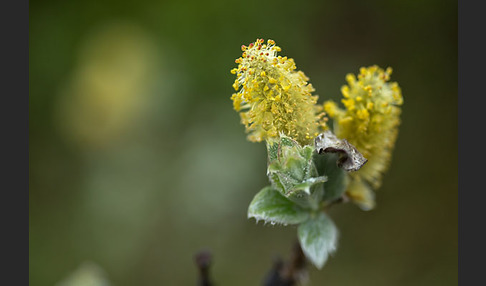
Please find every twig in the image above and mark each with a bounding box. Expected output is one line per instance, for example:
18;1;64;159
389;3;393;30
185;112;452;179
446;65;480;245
263;241;308;286
195;250;213;286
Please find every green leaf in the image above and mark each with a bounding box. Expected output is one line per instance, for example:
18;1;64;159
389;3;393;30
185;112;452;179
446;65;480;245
313;153;349;201
270;171;300;196
266;139;280;162
285;156;306;181
291;176;327;195
269;172;326;210
301;145;317;179
266;135;300;163
248;186;310;225
298;212;338;269
301;145;314;160
280;136;299;147
286;182;323;211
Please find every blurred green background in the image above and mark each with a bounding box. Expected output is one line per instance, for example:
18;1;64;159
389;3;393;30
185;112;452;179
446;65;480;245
29;0;457;285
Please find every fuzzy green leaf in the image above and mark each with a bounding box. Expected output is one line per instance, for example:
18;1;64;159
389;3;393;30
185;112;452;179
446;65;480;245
298;212;338;269
313;153;348;201
248;186;310;225
285;156;306;181
269;171;300;196
280;136;299;148
286;181;325;210
266;140;280;162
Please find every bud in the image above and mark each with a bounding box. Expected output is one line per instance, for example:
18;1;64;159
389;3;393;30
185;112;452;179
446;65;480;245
266;134;327;210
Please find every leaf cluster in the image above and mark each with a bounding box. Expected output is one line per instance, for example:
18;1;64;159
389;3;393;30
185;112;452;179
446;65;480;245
248;134;349;269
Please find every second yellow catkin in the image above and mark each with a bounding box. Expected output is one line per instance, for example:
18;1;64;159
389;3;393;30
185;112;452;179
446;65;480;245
323;65;403;210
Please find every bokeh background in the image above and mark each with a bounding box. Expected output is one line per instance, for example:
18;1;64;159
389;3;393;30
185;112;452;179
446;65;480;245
29;0;458;285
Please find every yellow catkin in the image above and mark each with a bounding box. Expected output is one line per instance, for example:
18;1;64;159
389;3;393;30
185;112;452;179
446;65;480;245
323;65;403;210
230;39;327;145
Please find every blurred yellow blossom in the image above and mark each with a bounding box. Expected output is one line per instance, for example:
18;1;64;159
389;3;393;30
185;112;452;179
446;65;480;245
323;65;403;210
56;23;159;150
230;39;327;146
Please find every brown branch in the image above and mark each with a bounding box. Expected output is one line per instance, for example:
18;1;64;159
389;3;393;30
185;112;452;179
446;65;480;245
195;250;213;286
194;242;309;286
263;241;308;286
